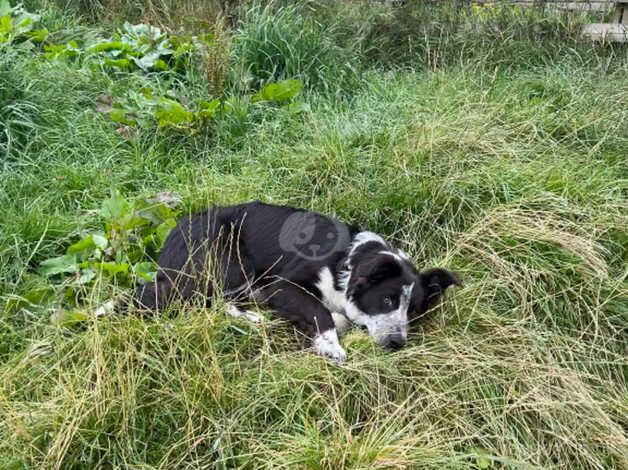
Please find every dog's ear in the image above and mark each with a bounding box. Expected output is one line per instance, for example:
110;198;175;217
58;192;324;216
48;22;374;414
349;254;402;296
364;254;402;283
419;268;462;306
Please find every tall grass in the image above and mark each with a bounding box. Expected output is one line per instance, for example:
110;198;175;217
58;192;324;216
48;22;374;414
1;1;627;468
230;3;355;93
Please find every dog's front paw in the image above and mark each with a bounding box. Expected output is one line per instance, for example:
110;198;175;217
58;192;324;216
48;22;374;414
313;329;347;363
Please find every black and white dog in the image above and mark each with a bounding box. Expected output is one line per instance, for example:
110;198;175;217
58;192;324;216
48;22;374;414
134;201;461;362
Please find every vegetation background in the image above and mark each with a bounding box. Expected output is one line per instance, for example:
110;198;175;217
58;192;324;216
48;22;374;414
1;0;626;468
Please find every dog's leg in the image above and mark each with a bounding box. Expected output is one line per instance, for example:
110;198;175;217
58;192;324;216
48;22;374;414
331;312;352;336
263;283;347;363
226;303;263;324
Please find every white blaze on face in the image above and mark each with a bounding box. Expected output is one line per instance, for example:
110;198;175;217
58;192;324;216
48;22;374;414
345;282;414;345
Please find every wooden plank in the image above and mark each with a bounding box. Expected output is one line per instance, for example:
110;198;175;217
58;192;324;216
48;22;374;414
473;1;615;10
614;2;628;23
474;1;616;3
554;2;616;11
582;22;628;40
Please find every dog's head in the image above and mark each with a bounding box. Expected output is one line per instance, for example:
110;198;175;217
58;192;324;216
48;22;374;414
344;248;461;351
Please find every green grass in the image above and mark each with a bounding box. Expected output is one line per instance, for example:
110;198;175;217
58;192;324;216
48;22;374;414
1;1;627;468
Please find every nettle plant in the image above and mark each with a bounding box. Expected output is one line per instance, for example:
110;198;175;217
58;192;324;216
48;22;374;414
39;192;180;294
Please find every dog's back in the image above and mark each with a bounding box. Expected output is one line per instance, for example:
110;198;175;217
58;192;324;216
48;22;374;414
134;201;354;310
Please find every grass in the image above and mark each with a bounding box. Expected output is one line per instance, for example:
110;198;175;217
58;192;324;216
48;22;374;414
1;1;627;468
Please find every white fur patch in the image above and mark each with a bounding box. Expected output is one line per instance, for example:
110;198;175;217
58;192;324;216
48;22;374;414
226;303;263;324
331;312;352;335
316;267;354;336
312;329;347;363
378;250;404;262
349;231;387;257
94;300;116;317
316;266;347;313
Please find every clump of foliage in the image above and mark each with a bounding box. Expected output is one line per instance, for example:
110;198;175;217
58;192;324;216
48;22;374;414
0;0;47;44
107;78;303;133
39;191;180;292
85;22;213;73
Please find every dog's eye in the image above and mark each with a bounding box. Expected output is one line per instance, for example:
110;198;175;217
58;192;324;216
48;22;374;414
383;296;393;308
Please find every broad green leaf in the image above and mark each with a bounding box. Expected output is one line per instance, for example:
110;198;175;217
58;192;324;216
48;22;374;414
23;285;55;305
39;254;78;277
26;27;48;43
197;99;221;119
101;191;131;222
284;101;308;115
4;286;54;313
14;16;33;35
89;41;133;53
252;79;303;103
118;212;149;232
43;43;66;59
67;233;108;259
0;15;12;36
93;233;108;249
51;309;89;327
74;269;96;285
103;58;133;69
94;261;129;277
133;261;156;282
132;50;163;70
109;108;137;126
154;58;168;70
43;42;79;59
155;98;194;128
155;219;176;248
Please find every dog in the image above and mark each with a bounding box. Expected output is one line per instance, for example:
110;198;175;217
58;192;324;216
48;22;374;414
133;201;461;362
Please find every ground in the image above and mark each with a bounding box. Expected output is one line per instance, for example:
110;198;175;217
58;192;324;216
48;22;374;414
0;1;627;469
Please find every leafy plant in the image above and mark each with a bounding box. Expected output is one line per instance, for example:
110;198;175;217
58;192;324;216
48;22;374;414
107;88;222;131
85;22;213;74
42;40;79;60
0;0;47;45
39;191;180;290
106;79;303;133
252;79;302;104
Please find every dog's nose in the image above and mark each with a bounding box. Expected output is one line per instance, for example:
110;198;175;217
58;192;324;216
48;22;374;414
383;334;406;351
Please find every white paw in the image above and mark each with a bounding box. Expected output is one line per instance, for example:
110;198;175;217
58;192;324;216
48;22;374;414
226;304;263;324
313;329;347;363
94;300;116;317
242;310;263;323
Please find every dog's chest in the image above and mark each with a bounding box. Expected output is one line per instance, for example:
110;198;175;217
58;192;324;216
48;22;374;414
315;267;348;314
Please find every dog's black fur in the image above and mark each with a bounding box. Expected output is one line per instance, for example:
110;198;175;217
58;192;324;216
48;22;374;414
134;201;461;361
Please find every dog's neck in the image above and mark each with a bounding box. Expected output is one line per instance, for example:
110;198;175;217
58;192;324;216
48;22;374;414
335;230;390;294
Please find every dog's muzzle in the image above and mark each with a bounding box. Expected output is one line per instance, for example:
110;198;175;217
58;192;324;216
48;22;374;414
382;332;406;351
